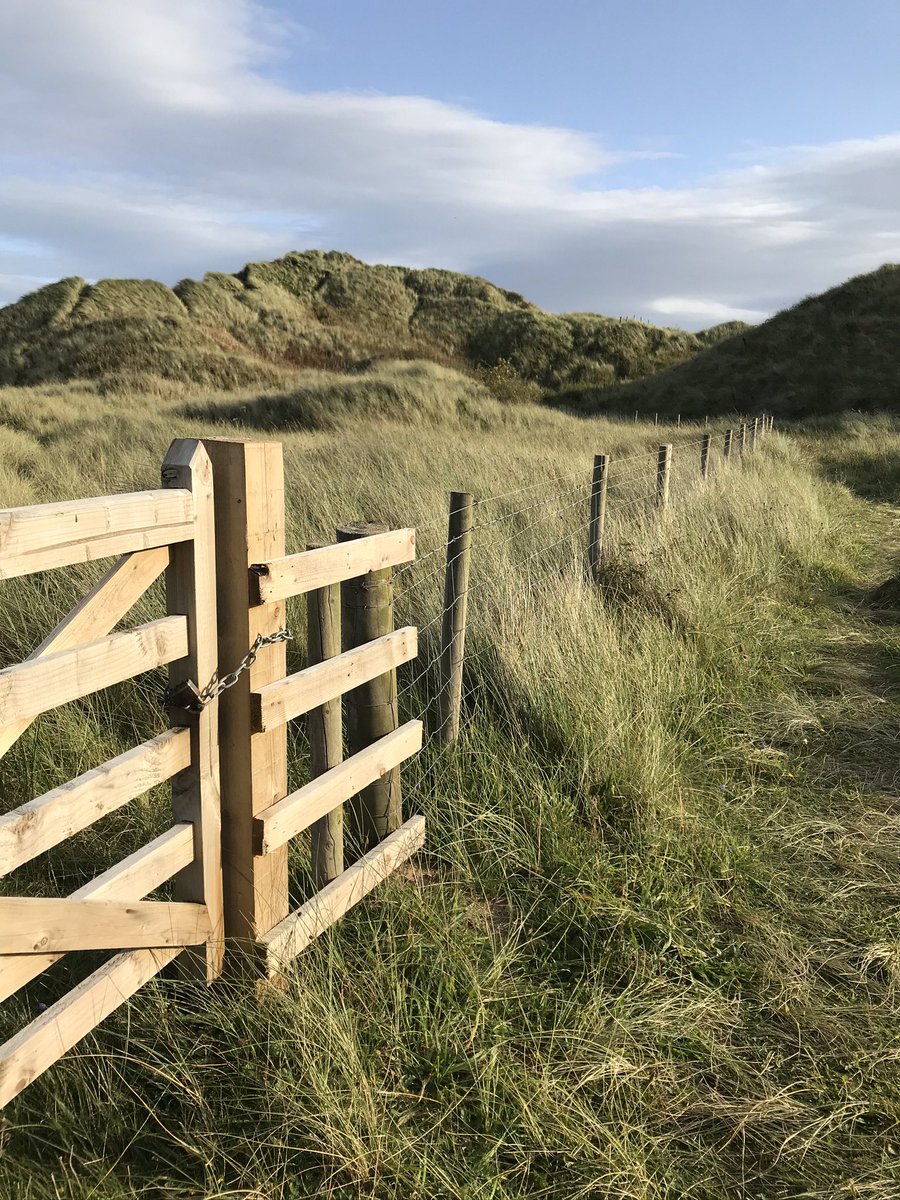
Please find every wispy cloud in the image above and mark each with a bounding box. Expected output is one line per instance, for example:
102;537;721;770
0;0;897;326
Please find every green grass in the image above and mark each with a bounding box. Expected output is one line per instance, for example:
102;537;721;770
1;382;899;1198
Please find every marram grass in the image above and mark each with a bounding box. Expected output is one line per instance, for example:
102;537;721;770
1;381;899;1198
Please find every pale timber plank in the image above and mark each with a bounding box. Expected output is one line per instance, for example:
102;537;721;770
0;547;170;760
0;945;182;1108
0;490;194;580
204;439;290;950
0;617;188;727
262;814;425;970
163;438;224;980
252;529;416;604
0;898;210;954
0;823;194;1002
252;627;417;733
0;729;191;876
255;721;423;853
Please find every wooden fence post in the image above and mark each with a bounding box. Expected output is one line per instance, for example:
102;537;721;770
700;433;711;482
203;439;290;963
438;492;474;746
724;428;733;462
337;522;401;853
751;417;759;451
162;439;224;981
657;444;672;509
306;547;344;888
739;422;747;456
588;454;608;582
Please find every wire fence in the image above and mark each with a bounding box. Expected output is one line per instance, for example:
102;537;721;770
392;417;771;767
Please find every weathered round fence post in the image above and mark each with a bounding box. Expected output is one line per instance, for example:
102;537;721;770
336;522;401;854
657;444;672;509
739;422;747;456
724;428;733;462
438;492;474;747
751;417;759;451
306;543;344;888
700;433;711;482
588;454;608;583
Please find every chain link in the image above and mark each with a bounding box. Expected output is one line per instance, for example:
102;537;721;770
165;628;292;712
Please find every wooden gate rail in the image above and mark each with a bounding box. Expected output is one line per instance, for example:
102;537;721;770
0;439;222;1108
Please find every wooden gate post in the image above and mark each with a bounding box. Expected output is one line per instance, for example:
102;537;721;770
162;439;224;981
588;454;608;582
438;491;474;746
337;523;402;854
657;444;672;509
203;439;290;962
700;433;711;482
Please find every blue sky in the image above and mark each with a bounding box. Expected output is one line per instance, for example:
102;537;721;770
0;0;897;327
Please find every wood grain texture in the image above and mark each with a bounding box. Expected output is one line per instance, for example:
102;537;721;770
0;547;170;760
0;729;191;876
253;529;416;603
0;823;194;1002
0;945;182;1108
255;721;423;853
0;897;210;953
203;439;290;948
262;814;425;971
0;490;194;580
163;438;224;980
252;627;417;733
0;617;188;726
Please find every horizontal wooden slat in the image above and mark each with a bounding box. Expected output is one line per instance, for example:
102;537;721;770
255;721;423;853
0;728;192;876
0;898;210;954
0;547;171;760
0;945;182;1108
252;529;416;604
0;490;195;580
0;617;188;727
0;823;195;1003
252;627;417;733
262;814;425;971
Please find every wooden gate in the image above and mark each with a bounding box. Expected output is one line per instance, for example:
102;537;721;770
0;436;425;1106
0;439;223;1107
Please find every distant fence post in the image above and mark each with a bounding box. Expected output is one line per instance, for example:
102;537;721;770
438;492;474;747
337;522;402;853
739;422;747;455
700;433;711;482
724;428;733;462
306;546;344;888
751;417;759;451
588;454;608;582
657;444;672;509
203;438;290;966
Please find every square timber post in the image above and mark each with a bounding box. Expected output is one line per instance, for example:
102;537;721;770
203;439;290;972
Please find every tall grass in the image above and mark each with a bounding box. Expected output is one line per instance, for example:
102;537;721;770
1;381;898;1198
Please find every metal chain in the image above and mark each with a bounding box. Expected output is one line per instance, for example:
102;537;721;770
165;628;292;712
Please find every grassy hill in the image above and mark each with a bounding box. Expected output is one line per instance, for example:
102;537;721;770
565;264;900;419
0;250;715;393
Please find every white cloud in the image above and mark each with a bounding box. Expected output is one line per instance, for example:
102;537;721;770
0;0;897;324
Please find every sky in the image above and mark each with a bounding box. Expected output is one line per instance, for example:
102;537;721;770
0;0;898;328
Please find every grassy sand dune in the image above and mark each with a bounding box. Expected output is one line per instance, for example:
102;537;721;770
1;377;898;1197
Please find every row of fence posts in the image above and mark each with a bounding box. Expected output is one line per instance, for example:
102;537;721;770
433;414;773;748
